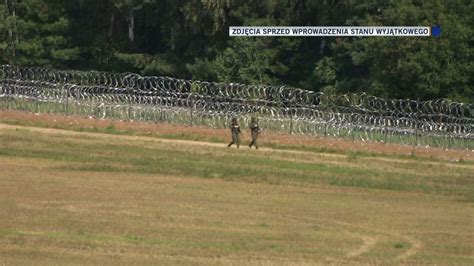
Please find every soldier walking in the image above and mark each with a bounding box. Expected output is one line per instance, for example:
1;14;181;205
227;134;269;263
227;117;241;148
248;117;260;149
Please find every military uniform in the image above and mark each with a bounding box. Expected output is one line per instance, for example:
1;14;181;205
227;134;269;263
248;118;260;149
227;119;241;148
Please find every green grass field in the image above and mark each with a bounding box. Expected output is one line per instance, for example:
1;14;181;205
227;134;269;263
0;121;473;265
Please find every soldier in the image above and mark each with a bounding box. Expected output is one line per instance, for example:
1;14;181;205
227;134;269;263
248;116;260;149
227;117;241;148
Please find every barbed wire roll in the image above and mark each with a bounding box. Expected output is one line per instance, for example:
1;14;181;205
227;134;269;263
0;65;472;149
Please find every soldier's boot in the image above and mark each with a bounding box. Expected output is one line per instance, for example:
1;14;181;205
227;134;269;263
250;139;256;148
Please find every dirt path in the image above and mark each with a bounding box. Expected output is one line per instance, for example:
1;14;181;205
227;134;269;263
345;233;378;259
283;215;420;262
1;110;472;162
1;122;473;171
333;220;423;263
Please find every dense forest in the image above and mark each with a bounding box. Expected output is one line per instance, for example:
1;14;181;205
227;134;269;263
1;0;472;102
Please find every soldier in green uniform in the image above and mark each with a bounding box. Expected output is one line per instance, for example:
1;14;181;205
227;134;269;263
227;117;241;148
248;116;260;149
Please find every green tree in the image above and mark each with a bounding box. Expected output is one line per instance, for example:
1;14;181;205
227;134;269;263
111;0;156;43
213;37;286;85
0;0;471;102
0;0;79;67
313;0;473;102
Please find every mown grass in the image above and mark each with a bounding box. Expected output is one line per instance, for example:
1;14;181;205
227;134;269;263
1;127;472;202
0;229;216;250
1;124;473;265
2;117;469;166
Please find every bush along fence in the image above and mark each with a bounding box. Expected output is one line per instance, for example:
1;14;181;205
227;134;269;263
0;65;472;149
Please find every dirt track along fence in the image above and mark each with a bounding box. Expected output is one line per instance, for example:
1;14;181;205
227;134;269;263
0;65;472;149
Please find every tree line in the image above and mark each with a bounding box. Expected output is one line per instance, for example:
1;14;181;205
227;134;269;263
1;0;472;103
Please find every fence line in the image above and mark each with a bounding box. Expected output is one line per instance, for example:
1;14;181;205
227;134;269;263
0;65;472;149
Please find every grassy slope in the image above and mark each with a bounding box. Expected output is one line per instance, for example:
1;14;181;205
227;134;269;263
0;125;473;265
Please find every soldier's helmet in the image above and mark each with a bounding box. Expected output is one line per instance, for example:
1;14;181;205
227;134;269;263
231;117;238;124
250;116;257;123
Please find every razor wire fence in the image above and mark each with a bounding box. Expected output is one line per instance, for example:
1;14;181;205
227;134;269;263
0;65;472;149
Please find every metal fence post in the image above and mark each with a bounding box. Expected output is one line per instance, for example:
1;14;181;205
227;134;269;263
66;96;69;115
289;116;293;134
415;127;418;146
35;98;39;113
190;100;194;126
65;89;69;115
351;127;355;141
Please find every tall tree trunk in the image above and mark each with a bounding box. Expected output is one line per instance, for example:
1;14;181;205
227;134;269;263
319;39;326;55
108;12;115;39
127;9;134;42
5;0;16;57
12;0;18;48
